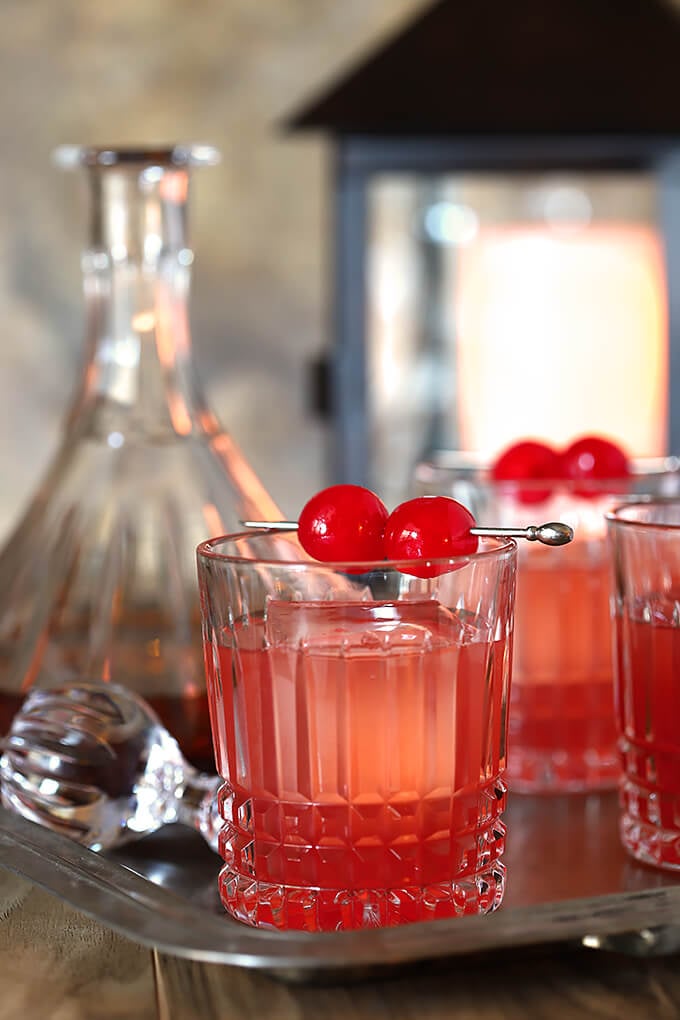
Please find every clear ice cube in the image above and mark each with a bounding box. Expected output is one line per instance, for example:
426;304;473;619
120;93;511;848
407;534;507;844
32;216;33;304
264;599;486;653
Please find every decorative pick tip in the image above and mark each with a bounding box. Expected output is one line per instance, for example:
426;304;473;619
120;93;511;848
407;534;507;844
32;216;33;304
526;522;574;546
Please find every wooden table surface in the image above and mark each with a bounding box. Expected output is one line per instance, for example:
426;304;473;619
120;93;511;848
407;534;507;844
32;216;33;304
3;869;680;1020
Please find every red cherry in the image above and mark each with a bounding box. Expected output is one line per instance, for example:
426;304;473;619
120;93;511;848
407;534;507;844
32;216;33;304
491;440;561;505
297;484;388;565
560;435;630;482
384;496;478;578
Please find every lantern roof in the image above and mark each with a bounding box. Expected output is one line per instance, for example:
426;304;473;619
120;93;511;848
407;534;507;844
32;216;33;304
287;0;680;136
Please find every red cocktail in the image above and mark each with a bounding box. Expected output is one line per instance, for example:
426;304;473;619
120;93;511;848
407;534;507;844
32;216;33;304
198;531;516;931
413;453;679;792
509;534;617;790
608;500;680;871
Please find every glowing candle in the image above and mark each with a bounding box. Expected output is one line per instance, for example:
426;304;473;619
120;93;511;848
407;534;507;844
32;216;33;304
454;224;667;457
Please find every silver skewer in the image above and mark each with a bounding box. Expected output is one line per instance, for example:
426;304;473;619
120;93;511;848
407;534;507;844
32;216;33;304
240;520;574;546
242;520;299;530
471;522;573;546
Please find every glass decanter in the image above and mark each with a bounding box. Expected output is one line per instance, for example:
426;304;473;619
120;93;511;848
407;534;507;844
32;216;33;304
0;145;282;771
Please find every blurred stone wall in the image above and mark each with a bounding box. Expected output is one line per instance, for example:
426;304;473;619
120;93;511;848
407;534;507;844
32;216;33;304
0;0;427;538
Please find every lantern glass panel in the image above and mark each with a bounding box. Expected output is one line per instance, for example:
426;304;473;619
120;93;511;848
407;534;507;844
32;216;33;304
366;173;666;507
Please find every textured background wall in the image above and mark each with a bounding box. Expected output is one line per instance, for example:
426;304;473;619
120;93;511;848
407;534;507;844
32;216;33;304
0;0;428;538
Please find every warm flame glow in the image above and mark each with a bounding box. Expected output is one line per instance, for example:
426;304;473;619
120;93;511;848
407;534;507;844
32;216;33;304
454;224;668;457
132;311;156;332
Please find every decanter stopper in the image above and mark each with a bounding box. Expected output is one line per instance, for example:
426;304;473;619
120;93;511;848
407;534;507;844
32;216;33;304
0;683;222;852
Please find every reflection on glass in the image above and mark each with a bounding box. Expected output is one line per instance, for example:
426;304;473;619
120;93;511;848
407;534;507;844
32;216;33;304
367;173;667;507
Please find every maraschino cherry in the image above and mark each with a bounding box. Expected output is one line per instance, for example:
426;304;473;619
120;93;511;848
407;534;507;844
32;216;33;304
384;496;479;578
491;440;561;505
559;435;630;482
297;484;388;564
297;487;480;577
247;488;572;574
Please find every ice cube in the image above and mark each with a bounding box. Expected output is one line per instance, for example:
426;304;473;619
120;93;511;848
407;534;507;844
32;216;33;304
264;598;482;653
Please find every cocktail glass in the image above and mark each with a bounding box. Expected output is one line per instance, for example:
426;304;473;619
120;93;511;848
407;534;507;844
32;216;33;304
196;530;516;931
414;454;680;793
607;499;680;871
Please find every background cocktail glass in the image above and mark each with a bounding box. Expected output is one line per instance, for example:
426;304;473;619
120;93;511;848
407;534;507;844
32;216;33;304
197;531;516;932
607;499;680;871
414;454;680;793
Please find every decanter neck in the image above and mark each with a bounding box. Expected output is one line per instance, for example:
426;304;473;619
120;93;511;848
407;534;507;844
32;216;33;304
88;163;191;261
68;162;215;439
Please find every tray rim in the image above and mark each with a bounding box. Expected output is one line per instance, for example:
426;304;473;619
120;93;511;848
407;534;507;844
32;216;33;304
3;805;680;975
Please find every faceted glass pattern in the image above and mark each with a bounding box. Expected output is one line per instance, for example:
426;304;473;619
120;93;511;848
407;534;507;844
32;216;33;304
608;501;680;871
197;531;516;931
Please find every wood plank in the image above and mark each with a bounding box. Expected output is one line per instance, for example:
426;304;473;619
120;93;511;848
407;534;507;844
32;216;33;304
153;945;680;1020
4;864;680;1020
0;870;156;1020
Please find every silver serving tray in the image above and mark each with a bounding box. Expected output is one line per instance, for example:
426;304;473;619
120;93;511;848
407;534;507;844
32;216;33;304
2;793;680;982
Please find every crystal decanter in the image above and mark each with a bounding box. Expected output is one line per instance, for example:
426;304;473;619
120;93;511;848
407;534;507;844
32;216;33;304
0;145;282;771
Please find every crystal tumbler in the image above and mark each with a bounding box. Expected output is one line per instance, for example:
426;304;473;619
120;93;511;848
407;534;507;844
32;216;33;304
607;499;680;871
414;453;680;793
197;530;516;932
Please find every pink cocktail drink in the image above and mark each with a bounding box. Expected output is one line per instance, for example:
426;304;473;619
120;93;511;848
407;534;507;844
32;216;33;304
509;536;618;791
615;604;680;858
608;500;680;871
209;602;507;930
413;455;680;792
198;532;516;931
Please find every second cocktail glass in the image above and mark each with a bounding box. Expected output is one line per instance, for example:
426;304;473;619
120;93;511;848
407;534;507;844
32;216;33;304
414;454;680;793
607;500;680;871
197;530;516;931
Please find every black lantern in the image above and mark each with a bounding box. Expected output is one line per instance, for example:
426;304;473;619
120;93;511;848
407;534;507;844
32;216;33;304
289;0;680;506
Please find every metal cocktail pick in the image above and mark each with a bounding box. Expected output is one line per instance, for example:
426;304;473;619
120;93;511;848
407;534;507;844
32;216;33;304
0;683;222;852
241;520;575;546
